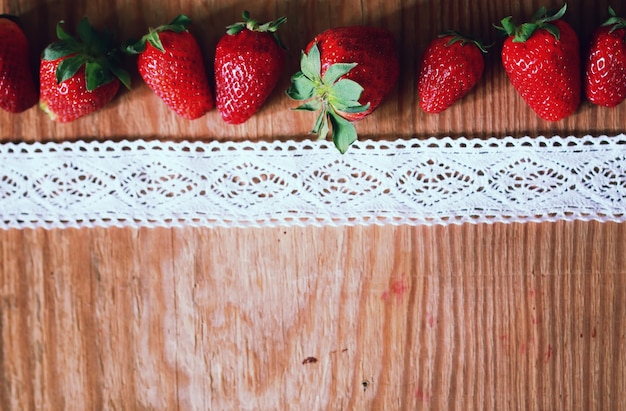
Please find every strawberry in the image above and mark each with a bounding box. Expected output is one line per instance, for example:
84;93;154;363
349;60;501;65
417;31;487;113
584;6;626;107
215;11;287;124
39;17;130;122
286;26;400;153
496;4;581;121
125;15;213;120
0;15;38;113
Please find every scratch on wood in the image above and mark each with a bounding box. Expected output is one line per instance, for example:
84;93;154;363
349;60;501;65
544;344;553;363
302;356;318;365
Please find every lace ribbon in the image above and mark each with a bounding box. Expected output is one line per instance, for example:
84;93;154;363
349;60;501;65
1;135;625;230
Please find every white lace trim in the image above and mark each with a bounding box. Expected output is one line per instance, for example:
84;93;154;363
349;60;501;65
1;135;625;230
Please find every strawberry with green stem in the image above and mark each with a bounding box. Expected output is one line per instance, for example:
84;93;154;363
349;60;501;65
585;6;626;107
215;11;287;124
418;31;488;113
287;26;400;154
39;17;130;122
496;4;581;121
125;15;214;120
0;15;38;113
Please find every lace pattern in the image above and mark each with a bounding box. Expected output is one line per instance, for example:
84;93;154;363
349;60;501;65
1;135;625;230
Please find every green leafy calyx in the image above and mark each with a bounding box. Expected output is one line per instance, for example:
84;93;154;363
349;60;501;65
602;6;626;33
42;17;131;91
123;14;191;54
495;3;567;42
439;30;492;53
286;43;369;154
226;11;287;49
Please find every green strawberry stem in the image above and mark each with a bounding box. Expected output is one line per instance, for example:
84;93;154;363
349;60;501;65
602;6;626;33
42;17;131;91
226;11;287;49
123;14;191;54
439;30;491;53
286;43;369;154
495;3;568;42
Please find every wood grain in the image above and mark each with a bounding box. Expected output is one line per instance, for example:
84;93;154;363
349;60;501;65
1;0;625;410
1;223;625;410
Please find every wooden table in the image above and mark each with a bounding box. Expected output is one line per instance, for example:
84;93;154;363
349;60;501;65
1;1;625;409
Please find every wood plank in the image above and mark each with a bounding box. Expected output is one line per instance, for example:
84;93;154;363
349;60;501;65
1;0;625;409
1;223;625;409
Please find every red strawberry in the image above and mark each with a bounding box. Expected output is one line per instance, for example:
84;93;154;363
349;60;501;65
497;4;581;121
584;6;626;107
125;15;214;120
215;11;287;124
287;26;400;153
39;18;130;122
417;32;487;113
0;15;38;113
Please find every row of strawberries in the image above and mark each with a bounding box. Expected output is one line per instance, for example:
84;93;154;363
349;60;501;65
0;4;625;153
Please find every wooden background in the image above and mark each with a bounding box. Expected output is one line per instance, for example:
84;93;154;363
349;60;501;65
1;0;625;409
